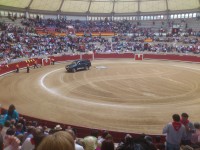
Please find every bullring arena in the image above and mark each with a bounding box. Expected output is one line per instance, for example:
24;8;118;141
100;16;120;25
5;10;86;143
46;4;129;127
1;54;200;135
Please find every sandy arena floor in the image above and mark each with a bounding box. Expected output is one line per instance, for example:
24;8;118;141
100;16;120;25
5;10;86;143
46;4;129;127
1;59;200;134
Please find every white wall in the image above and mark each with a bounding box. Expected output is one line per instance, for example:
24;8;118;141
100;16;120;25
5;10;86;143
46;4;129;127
66;16;87;20
42;15;87;20
43;15;58;19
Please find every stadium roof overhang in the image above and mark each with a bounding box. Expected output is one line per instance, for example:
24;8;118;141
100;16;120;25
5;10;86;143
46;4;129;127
0;0;199;16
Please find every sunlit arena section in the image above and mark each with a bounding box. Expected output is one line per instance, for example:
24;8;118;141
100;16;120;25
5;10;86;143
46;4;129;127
1;59;200;134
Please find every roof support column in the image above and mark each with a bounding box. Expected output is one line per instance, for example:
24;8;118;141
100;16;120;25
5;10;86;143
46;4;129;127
27;0;34;9
165;0;170;20
56;0;64;19
198;0;200;14
87;0;92;14
137;0;141;21
112;0;116;15
58;0;64;12
25;0;34;18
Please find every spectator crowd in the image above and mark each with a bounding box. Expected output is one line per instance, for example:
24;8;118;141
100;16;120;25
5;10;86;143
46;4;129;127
0;18;200;150
0;104;200;150
0;18;200;65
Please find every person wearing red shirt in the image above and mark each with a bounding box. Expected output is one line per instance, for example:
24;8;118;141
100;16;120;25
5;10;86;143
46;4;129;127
16;64;19;73
33;60;38;69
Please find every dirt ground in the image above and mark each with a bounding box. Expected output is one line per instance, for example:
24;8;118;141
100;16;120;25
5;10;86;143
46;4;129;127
1;59;200;134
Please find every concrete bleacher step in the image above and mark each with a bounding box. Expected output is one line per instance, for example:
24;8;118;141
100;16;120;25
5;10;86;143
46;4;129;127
0;17;25;27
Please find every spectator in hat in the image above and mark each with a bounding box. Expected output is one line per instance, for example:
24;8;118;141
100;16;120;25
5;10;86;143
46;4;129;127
54;124;62;132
